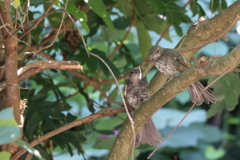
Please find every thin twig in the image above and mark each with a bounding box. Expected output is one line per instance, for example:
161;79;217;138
0;15;28;45
11;107;126;160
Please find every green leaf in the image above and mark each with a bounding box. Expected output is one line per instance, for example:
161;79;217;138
174;24;183;36
0;108;18;126
15;139;45;160
113;17;131;30
135;20;152;58
77;84;95;113
91;49;120;77
228;116;240;125
195;124;222;143
66;1;89;31
0;126;20;145
30;0;44;7
224;83;240;110
197;2;206;17
109;87;118;100
113;0;132;16
210;0;220;12
207;100;225;118
208;73;240;112
0;118;18;127
93;137;116;150
95;130;114;135
101;83;112;92
161;126;204;148
180;150;205;160
136;0;155;15
0;108;14;120
100;27;120;42
142;14;171;41
86;0;115;30
190;0;198;16
204;145;225;160
13;0;20;9
221;0;227;9
0;151;11;160
95;117;123;130
148;0;191;25
216;73;240;109
43;3;62;28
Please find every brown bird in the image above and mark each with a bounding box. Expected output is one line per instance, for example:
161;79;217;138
149;45;216;105
124;67;162;147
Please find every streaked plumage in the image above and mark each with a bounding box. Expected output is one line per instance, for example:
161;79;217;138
149;45;216;105
124;67;162;147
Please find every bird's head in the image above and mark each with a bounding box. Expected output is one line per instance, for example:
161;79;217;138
149;45;163;61
129;67;142;83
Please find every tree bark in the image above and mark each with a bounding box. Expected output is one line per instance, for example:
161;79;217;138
0;0;20;154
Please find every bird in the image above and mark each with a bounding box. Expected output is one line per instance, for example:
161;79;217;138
149;45;216;106
124;67;162;147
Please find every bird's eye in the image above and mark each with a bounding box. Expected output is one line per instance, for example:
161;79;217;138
156;49;159;53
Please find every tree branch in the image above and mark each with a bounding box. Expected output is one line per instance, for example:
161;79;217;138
149;0;240;95
0;61;83;92
11;107;126;160
0;0;20;154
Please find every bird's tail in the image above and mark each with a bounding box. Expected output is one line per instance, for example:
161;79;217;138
187;81;216;106
135;118;162;147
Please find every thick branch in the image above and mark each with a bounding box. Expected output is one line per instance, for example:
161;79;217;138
0;61;83;92
107;43;240;159
149;0;240;95
11;107;126;160
0;0;20;154
18;61;83;81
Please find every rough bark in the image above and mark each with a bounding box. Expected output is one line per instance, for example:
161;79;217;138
0;0;20;154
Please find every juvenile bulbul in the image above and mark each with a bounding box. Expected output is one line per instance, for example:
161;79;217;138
149;45;216;105
124;67;162;147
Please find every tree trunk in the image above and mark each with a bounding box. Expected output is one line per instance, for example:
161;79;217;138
0;0;21;155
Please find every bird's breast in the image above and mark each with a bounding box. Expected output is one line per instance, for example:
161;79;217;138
155;59;181;77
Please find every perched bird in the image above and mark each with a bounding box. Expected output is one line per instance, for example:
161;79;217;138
124;67;162;147
149;45;216;106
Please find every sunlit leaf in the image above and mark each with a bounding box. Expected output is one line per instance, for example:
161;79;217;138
0;108;18;126
66;1;89;31
85;0;114;30
204;145;225;159
16;139;44;160
0;151;11;160
13;0;20;9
